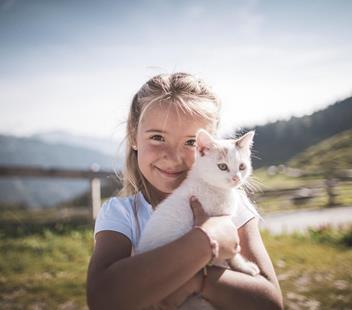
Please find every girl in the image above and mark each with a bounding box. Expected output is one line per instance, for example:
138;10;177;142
86;73;283;309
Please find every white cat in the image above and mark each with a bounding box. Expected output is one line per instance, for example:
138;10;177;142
136;129;260;309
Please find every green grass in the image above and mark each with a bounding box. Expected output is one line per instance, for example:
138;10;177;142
0;227;93;309
251;168;352;214
252;168;310;190
262;226;352;309
288;129;352;176
1;224;351;309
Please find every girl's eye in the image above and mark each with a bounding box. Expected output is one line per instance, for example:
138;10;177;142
185;139;196;146
150;135;165;142
217;163;228;171
239;163;246;171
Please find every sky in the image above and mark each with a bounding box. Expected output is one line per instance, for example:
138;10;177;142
1;0;352;140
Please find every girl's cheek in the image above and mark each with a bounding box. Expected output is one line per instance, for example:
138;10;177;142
184;148;197;165
144;143;165;154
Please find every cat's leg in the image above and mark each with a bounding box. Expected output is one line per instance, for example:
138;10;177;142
227;254;260;276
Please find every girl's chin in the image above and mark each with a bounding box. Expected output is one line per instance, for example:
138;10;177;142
152;171;186;190
155;184;176;195
150;182;179;199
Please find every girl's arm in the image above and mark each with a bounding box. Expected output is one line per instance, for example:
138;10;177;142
157;199;283;310
86;213;238;310
201;217;284;310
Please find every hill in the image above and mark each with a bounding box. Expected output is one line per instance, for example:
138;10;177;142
249;96;352;168
288;129;352;176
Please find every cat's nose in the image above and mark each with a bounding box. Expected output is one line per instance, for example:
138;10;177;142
232;176;240;182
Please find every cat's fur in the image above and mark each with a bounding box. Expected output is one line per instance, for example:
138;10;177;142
136;129;260;309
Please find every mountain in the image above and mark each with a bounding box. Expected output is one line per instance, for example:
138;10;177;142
31;130;123;158
0;135;119;208
248;96;352;168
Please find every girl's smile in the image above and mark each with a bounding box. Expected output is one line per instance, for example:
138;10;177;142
135;103;211;200
154;166;186;179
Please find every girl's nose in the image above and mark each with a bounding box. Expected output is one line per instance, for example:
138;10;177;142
164;145;183;163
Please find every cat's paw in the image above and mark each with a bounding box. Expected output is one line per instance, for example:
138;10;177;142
244;261;260;276
228;255;260;276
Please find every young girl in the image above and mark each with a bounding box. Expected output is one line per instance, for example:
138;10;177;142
86;73;283;309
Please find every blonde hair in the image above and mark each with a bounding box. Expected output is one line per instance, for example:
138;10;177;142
119;72;221;206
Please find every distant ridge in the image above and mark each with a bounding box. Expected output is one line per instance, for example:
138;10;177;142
249;96;352;168
31;130;122;158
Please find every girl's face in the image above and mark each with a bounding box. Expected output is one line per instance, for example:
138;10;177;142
135;103;212;201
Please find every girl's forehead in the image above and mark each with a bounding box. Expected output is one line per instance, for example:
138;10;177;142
139;103;214;133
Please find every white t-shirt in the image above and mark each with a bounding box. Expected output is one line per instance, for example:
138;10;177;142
94;191;261;249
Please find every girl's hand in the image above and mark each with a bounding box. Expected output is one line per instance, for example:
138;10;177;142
190;196;240;261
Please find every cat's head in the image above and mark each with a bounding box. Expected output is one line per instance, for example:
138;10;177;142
194;129;254;189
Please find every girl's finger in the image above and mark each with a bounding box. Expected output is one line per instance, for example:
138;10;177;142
189;196;207;224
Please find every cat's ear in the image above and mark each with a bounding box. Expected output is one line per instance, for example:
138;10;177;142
235;130;255;149
196;129;215;157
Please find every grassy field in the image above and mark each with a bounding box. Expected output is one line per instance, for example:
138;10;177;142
263;227;352;309
251;168;352;214
0;226;93;310
1;223;351;310
1;168;351;309
250;129;352;215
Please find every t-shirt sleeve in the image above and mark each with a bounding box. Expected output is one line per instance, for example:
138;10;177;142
231;191;262;229
94;197;133;242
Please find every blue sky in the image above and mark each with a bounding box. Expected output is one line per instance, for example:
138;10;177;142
1;0;351;139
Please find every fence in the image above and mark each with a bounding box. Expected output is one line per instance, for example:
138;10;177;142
0;165;114;219
1;165;351;219
252;178;352;214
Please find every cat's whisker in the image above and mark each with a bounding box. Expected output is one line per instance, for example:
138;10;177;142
249;178;263;188
244;183;259;194
251;153;262;161
245;177;263;193
242;181;255;193
249;175;264;184
250;148;262;160
242;184;253;194
249;180;264;192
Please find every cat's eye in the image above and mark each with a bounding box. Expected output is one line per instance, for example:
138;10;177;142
239;163;246;171
217;163;228;171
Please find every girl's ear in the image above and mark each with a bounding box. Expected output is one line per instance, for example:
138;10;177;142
130;135;138;151
235;130;255;149
196;129;215;157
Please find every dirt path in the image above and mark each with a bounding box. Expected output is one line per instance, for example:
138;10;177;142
259;206;352;234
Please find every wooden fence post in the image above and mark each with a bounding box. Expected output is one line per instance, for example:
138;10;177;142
325;178;338;207
91;178;101;220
